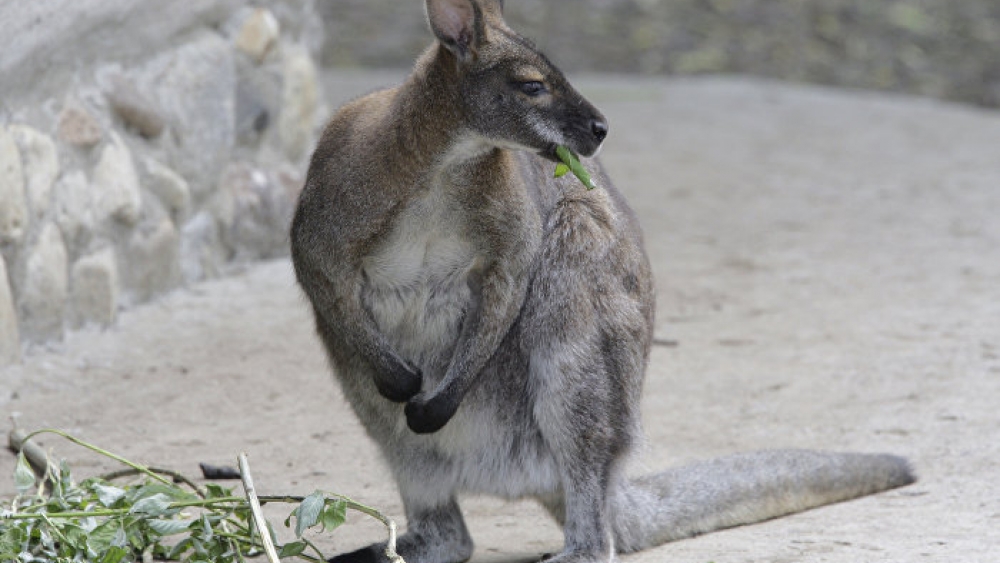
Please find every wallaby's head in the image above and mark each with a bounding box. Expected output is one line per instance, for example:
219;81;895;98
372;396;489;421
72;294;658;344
424;0;609;160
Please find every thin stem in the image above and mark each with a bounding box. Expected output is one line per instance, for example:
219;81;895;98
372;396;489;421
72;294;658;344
300;537;328;563
3;509;124;520
315;491;402;562
19;428;172;486
2;497;249;521
39;513;70;545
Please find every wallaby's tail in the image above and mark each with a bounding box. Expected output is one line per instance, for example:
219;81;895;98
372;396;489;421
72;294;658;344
610;449;915;552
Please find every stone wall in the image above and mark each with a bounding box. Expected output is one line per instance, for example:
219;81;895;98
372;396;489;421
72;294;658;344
0;1;326;364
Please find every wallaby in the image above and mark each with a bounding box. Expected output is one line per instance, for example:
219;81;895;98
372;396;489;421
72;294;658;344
290;1;915;562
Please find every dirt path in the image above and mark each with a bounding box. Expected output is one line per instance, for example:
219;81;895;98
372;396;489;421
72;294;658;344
3;74;999;562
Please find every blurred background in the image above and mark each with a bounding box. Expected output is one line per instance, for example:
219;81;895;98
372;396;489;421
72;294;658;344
322;0;1000;108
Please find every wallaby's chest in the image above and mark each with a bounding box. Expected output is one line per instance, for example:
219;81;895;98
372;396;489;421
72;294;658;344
360;190;479;367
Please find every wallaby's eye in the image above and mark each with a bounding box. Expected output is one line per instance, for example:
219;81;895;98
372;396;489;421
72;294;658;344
517;81;547;97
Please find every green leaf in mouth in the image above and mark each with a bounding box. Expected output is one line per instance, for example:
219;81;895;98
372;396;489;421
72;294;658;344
554;145;597;190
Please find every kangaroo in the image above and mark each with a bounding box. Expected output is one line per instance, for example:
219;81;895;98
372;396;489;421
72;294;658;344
290;1;915;562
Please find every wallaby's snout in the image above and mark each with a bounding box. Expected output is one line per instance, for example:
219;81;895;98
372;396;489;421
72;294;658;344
556;98;609;158
591;118;609;143
506;75;609;162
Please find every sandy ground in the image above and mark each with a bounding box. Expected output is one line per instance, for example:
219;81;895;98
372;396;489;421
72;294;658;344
3;73;999;562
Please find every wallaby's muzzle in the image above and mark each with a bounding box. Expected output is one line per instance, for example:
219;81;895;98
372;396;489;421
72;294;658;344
537;113;608;163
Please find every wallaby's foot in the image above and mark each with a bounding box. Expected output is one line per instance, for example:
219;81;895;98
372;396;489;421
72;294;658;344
327;530;474;563
537;549;613;563
328;545;378;563
330;498;474;563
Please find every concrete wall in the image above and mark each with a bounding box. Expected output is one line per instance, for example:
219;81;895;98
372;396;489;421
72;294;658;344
0;1;327;364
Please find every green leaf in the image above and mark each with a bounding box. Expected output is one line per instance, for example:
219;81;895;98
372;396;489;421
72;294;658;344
554;145;597;190
59;523;89;552
167;536;195;560
130;493;174;517
291;491;325;537
320;499;347;532
100;545;129;563
198;513;214;543
0;526;25;557
111;525;129;548
147;518;194;536
553;163;570;178
128;483;196;503
204;483;232;499
555;144;573;164
87;519;120;553
279;540;308;558
93;483;127;507
14;452;36;493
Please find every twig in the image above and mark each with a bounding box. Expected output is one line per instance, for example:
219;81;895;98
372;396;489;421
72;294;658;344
238;452;281;563
14;428;172;486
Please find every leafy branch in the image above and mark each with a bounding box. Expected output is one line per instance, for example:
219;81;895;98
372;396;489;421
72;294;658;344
3;428;404;563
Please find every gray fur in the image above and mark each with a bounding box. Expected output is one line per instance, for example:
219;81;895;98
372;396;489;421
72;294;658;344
290;1;915;562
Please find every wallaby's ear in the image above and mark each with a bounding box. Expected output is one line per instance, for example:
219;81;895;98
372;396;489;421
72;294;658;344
426;0;484;63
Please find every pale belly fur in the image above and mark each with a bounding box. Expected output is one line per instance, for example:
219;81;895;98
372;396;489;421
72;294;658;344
360;190;478;379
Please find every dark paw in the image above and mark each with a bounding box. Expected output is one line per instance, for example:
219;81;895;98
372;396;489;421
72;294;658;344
328;545;380;563
374;361;422;403
404;392;457;434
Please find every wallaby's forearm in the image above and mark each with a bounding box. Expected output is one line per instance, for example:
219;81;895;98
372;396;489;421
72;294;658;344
294;254;422;402
404;262;528;433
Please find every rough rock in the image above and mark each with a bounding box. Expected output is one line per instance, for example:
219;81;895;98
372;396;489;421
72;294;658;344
10;125;59;221
180;211;225;283
146;32;236;200
123;218;181;303
143;157;192;219
214;162;294;260
57;99;103;147
92;132;142;226
0;255;20;364
70;248;119;328
0;127;27;245
235;8;280;63
278;45;319;162
18;223;68;341
234;57;280;146
106;74;166;138
52;170;96;256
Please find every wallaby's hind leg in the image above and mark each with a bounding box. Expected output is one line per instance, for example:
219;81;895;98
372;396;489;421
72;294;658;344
328;497;473;563
532;355;636;563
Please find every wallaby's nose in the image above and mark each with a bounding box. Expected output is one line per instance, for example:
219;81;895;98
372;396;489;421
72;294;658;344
591;119;609;142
